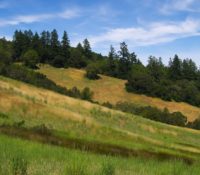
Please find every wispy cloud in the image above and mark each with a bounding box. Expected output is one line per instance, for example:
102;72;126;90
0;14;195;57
0;8;80;27
160;0;199;14
58;8;81;19
89;18;200;48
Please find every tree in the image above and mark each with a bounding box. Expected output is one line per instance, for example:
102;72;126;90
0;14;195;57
50;29;60;59
22;49;39;69
61;31;70;61
118;42;131;79
126;65;155;94
83;38;92;59
107;45;117;76
51;55;66;68
40;31;51;63
182;58;197;80
147;56;165;81
13;30;31;60
0;42;12;64
168;55;182;80
69;48;87;68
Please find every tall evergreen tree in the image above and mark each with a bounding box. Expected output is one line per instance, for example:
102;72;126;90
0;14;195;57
118;42;130;79
50;29;60;59
61;31;70;60
168;54;182;80
147;56;164;81
107;45;117;76
83;38;92;59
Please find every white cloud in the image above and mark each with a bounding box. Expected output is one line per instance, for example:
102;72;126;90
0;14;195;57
0;8;80;27
58;8;81;19
160;0;199;14
89;18;200;48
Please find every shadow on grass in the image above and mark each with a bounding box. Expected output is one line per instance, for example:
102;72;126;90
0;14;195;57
0;124;194;165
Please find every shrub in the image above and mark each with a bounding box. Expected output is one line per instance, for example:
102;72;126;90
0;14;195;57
81;87;93;101
85;64;100;80
22;49;39;69
51;55;66;68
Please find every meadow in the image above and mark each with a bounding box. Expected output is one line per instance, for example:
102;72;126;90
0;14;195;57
0;75;200;174
38;65;200;122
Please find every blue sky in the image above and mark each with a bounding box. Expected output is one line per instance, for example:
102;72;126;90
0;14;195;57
1;0;200;65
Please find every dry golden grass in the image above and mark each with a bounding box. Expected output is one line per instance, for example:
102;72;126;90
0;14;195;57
1;75;200;157
38;65;200;122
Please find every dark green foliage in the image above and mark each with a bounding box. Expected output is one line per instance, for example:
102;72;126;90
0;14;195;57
187;119;200;130
61;31;70;57
85;64;100;80
83;38;92;59
81;87;93;101
22;49;39;69
168;55;182;80
114;102;187;127
69;48;87;68
51;55;66;68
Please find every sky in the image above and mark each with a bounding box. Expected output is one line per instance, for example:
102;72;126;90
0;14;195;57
1;0;200;65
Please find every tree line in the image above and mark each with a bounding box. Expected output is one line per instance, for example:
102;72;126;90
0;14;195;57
1;30;200;107
102;101;200;130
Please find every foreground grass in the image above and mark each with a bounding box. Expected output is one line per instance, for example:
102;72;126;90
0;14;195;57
38;65;200;122
0;134;200;175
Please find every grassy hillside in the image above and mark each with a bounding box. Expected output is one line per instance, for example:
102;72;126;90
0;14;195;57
0;75;200;174
38;65;200;122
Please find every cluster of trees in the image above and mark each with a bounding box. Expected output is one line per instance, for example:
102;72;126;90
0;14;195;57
1;30;200;107
12;30;102;69
103;101;200;130
126;55;200;106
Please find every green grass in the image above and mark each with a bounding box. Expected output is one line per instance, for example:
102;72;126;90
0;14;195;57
0;134;200;175
1;75;200;174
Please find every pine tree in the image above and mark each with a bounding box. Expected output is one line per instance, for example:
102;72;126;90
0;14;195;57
61;31;70;60
83;38;92;59
50;29;60;59
168;54;182;80
118;42;130;78
107;45;117;76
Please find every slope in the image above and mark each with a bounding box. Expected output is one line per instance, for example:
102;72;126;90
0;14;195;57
38;65;200;122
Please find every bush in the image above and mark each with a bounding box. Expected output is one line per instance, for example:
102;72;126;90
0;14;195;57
85;64;100;80
51;55;66;68
81;87;93;101
22;49;39;69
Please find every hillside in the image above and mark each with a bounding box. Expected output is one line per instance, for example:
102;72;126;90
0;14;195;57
0;75;200;174
38;65;200;122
